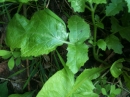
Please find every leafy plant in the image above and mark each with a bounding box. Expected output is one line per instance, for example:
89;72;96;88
1;0;130;96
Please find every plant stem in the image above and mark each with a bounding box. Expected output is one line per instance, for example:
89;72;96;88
17;3;23;13
90;3;108;65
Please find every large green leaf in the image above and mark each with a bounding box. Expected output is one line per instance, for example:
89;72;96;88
37;67;105;97
68;0;86;12
110;58;124;78
105;0;124;16
105;35;123;54
0;0;37;3
36;69;74;97
6;9;68;57
86;0;106;4
68;15;90;44
66;44;89;74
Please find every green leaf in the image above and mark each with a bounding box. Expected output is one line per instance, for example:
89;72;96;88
68;0;86;12
110;58;124;78
125;0;130;13
71;68;104;97
87;0;106;4
37;67;105;97
6;9;68;57
95;15;104;29
66;43;89;74
105;35;123;54
110;17;122;33
105;0;124;16
8;91;34;97
68;15;90;43
97;39;106;51
36;69;74;97
0;81;8;97
101;88;107;95
0;0;37;3
110;85;121;95
123;71;130;89
13;51;21;58
119;27;130;42
8;57;15;70
15;57;21;66
0;50;11;56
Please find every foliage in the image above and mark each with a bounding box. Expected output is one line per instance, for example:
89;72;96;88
0;0;130;96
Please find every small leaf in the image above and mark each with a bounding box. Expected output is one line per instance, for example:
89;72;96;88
0;50;11;56
97;39;106;51
114;89;121;95
105;35;123;54
8;57;15;70
15;57;21;66
68;0;86;12
110;85;116;94
105;0;124;16
66;43;89;74
110;17;122;33
125;0;130;13
68;15;90;44
119;27;130;42
13;51;21;58
95;22;104;29
110;58;124;78
101;88;107;95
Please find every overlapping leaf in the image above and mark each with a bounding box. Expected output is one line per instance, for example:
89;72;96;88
105;35;123;54
105;0;124;16
6;9;68;57
37;67;105;97
110;17;130;42
71;68;104;97
67;15;90;73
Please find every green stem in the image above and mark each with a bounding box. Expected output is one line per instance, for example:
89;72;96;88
17;3;23;13
90;3;108;65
